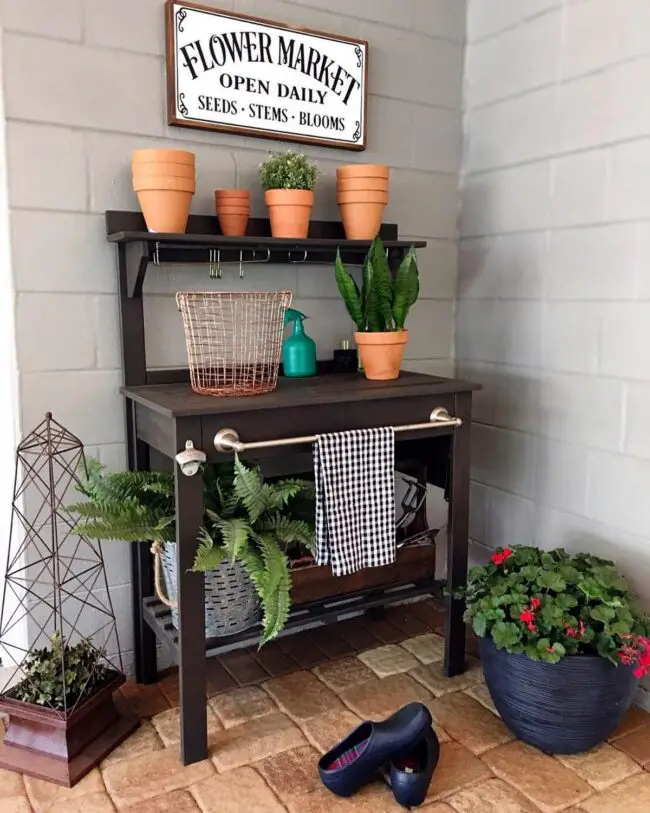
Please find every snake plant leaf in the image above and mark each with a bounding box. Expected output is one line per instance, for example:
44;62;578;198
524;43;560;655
335;249;364;330
370;237;396;331
392;246;420;330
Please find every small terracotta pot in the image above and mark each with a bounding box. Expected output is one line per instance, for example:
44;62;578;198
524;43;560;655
337;177;389;193
217;204;250;214
265;189;313;239
133;163;195;180
337;190;389;205
218;211;249;237
133;176;195;193
339;203;385;240
337;164;389;180
133;175;194;234
355;331;408;380
132;149;195;166
215;188;249;200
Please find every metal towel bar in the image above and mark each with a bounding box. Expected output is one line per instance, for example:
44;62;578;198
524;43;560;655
213;407;462;454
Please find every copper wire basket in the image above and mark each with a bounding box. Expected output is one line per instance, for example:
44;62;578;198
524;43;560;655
176;291;292;396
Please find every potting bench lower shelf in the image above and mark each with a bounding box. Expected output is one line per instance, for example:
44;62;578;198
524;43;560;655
122;371;478;766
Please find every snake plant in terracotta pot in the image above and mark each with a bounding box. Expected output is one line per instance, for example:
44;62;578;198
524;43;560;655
335;236;419;380
259;150;319;238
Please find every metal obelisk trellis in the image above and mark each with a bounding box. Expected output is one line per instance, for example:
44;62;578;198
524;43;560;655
0;413;123;715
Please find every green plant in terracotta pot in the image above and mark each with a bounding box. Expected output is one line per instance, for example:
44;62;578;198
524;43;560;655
461;544;650;754
335;236;419;380
259;150;319;239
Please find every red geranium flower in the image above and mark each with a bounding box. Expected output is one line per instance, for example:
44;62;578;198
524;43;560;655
491;548;513;566
527;623;536;632
520;609;535;624
530;598;542;611
566;627;577;638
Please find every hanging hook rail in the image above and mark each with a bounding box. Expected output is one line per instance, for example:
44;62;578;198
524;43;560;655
214;407;461;454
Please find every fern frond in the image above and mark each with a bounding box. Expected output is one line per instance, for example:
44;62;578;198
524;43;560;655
233;455;266;523
219;518;253;563
192;528;228;572
254;534;292;644
261;515;316;554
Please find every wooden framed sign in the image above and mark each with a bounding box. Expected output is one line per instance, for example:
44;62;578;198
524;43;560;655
165;1;368;150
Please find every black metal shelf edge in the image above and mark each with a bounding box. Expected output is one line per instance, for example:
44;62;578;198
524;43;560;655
143;578;440;657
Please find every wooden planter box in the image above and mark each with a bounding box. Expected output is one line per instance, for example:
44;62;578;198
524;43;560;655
291;540;436;606
0;671;139;787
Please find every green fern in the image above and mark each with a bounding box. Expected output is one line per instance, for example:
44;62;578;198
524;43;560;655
192;528;228;572
253;534;292;644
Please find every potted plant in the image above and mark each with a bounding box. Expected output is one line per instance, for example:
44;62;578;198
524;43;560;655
259;150;319;238
70;458;315;644
0;632;137;786
462;545;650;754
335;236;420;380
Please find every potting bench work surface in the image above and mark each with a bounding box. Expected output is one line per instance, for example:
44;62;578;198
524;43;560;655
4;602;650;812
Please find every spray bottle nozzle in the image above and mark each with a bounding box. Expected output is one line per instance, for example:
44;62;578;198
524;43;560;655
284;308;309;327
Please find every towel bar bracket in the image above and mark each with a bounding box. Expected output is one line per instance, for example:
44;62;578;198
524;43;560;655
213;407;462;454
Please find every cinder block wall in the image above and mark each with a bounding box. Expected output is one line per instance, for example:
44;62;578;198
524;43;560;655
459;0;650;642
1;0;465;667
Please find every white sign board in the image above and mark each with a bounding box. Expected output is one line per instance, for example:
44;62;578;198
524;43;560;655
166;2;368;150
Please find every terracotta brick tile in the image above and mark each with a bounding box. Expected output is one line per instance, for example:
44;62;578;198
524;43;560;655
384;606;431;637
151;705;223;747
335;619;382;651
483;741;593;813
358;645;420;678
409;656;482;696
557;743;642;791
284;781;400;813
157;670;180;706
38;792;115;813
448;777;541;812
205;659;237;697
254;642;299;678
425;741;492;802
300;708;362;754
0;798;32;813
464;683;499;717
400;634;446;665
608;705;650;742
420;805;455;813
120;680;170;718
427;693;513;755
311;628;357;659
101;720;164;767
264;671;343;722
340;673;432;719
123;789;200;812
0;770;25;798
101;747;214;809
219;648;269;686
257;746;322;801
210;712;306;771
614;725;650;765
312;657;379;694
190;767;286;813
279;632;329;669
580;772;650;812
209;685;278;729
25;769;104;812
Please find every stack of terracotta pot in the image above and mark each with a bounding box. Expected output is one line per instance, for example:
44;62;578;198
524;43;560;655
132;149;195;234
214;189;250;237
337;164;389;240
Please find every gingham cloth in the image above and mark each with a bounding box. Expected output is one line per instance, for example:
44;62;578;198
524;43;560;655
314;427;396;576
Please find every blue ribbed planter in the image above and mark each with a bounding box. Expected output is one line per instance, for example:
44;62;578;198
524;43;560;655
480;636;637;754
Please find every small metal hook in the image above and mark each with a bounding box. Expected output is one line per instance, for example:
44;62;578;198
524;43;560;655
208;249;215;279
239;250;245;279
288;248;308;264
251;246;271;264
153;242;161;267
216;248;222;279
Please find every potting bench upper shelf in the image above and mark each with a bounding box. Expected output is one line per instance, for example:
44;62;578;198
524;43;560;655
106;209;478;768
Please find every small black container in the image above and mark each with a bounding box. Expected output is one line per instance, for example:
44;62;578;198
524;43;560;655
480;636;637;754
332;340;358;374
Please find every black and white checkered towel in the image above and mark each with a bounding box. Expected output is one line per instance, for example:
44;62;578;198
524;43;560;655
314;427;396;577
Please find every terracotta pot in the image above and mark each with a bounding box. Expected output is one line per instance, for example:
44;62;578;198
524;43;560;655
339;203;385;240
132;148;195;166
337;190;389;205
217;204;250;214
133;163;195;180
218;211;249;237
337;177;389;193
355;330;408;380
133;175;194;233
337;164;389;180
215;188;249;200
265;189;313;238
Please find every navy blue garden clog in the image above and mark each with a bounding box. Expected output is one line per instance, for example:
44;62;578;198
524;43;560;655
318;702;433;798
388;724;440;808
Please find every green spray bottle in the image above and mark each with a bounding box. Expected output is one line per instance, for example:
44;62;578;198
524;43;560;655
283;308;317;377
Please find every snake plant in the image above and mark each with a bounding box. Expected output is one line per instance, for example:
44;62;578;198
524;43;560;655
335;236;420;332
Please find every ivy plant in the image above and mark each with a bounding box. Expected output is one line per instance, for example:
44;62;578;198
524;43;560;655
462;545;650;668
335;236;419;332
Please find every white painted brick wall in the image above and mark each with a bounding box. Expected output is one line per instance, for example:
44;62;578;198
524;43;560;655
461;0;650;633
1;0;464;665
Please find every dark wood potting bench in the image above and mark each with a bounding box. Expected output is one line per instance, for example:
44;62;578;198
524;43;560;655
106;210;479;765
